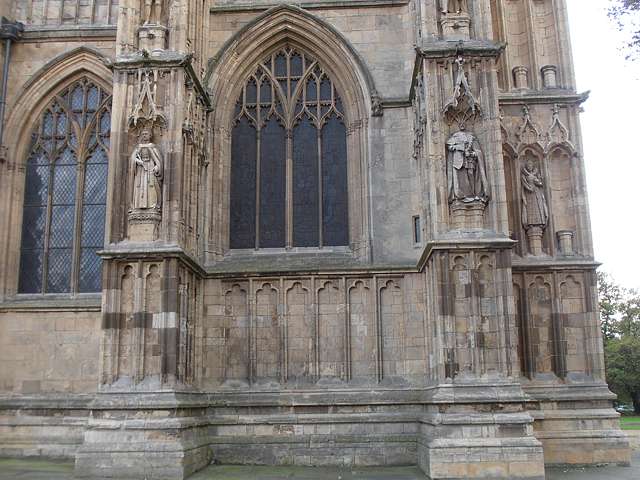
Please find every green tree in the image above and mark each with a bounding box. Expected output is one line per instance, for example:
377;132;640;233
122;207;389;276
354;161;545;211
608;0;640;60
619;291;640;337
597;271;623;342
605;336;640;413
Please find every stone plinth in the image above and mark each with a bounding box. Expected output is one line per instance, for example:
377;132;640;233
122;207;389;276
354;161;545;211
74;394;211;480
513;66;530;90
417;385;545;480
441;14;471;41
450;201;486;230
557;230;575;256
128;209;161;241
526;226;544;256
525;384;631;468
138;24;168;52
541;65;558;89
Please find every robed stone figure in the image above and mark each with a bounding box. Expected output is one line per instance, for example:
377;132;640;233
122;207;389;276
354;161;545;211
447;129;489;205
521;157;548;231
131;128;163;211
440;0;468;14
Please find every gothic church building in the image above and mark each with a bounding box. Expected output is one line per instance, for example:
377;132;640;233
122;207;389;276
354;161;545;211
0;0;631;478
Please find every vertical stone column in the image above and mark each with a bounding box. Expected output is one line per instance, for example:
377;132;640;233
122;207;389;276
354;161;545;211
76;1;212;478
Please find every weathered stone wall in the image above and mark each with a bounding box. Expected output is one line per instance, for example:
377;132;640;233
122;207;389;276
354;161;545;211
0;310;101;393
12;0;118;26
200;272;429;390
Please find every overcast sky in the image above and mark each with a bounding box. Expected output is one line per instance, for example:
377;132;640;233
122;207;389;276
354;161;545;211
566;0;640;290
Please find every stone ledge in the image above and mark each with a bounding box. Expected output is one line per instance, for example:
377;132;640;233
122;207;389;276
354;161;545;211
210;0;410;13
21;25;116;42
0;297;101;312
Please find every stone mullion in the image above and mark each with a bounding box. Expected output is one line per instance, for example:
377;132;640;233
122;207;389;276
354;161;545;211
69;159;83;294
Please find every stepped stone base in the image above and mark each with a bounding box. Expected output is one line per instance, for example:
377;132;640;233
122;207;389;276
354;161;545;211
0;386;632;480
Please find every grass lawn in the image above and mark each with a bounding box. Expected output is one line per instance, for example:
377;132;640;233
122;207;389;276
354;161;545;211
620;415;640;430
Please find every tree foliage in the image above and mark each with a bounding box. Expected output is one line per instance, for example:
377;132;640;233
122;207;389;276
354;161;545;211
597;271;623;342
597;271;640;412
606;337;640;413
608;0;640;60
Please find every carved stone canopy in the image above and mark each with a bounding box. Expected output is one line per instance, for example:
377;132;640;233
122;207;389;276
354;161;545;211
443;56;481;128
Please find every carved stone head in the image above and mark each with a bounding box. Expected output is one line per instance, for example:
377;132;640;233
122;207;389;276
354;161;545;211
140;127;153;144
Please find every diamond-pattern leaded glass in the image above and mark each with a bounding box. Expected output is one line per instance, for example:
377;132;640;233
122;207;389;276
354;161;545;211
230;46;348;249
18;77;112;294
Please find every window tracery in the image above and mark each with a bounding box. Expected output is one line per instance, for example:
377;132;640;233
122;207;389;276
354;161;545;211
18;77;112;294
230;46;349;249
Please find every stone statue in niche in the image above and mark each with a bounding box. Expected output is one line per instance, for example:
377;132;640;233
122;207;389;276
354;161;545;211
131;127;163;211
447;128;489;206
440;0;468;14
521;156;548;255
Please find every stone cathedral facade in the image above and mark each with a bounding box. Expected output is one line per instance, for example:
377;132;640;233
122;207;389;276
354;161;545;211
0;0;631;479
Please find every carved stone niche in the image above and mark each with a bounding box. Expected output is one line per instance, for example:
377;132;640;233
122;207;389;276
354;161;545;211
440;0;471;40
128;125;164;242
521;153;549;256
446;129;490;230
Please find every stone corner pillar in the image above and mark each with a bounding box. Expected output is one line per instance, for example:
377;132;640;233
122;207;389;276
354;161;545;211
77;1;212;478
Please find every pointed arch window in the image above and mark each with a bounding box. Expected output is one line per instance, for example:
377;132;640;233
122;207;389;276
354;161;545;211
230;46;349;249
18;77;112;294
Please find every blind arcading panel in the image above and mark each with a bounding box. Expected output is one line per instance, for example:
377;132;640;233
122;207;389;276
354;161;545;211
230;46;349;249
18;78;112;294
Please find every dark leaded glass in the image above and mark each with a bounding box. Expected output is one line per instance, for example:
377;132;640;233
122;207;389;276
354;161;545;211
230;117;257;249
49;205;75;248
47;248;72;293
18;250;44;294
293;117;319;247
80;205;105;247
230;46;348;250
322;115;349;247
20;207;47;249
259;117;286;248
24;164;49;206
78;249;102;293
18;77;111;294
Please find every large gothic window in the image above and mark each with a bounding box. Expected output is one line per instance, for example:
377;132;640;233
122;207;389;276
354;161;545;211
18;77;112;294
230;46;349;249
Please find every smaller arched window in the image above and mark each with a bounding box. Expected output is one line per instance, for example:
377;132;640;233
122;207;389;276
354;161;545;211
230;46;349;250
18;77;111;294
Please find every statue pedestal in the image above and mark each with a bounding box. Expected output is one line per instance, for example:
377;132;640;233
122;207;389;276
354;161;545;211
441;14;471;41
557;230;575;256
138;24;167;52
128;209;161;242
450;201;485;230
526;226;544;256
